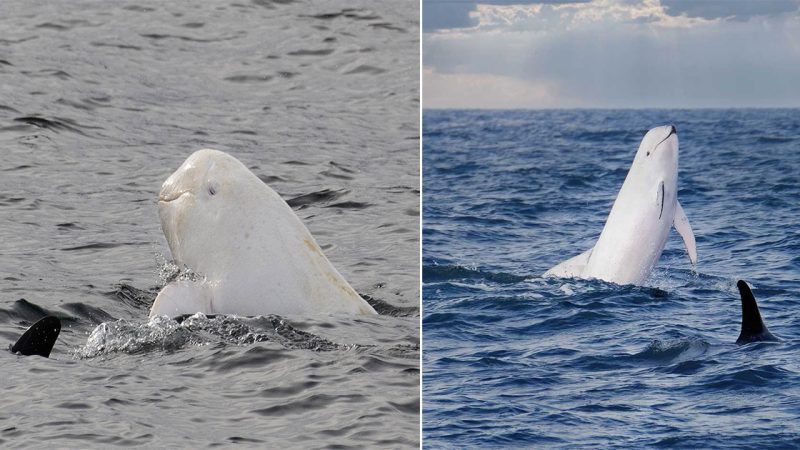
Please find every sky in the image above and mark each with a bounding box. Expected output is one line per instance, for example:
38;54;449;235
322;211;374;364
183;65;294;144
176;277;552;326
423;0;800;108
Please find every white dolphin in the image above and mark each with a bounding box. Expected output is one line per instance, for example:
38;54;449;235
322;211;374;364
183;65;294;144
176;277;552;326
150;149;377;317
544;125;697;285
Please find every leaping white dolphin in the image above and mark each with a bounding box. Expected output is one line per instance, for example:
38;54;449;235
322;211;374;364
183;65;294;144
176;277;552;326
150;149;377;318
544;125;697;286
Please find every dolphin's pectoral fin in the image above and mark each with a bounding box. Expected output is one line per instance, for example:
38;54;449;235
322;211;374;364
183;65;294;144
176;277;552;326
150;280;213;318
657;181;665;219
736;280;778;344
673;200;697;265
544;247;593;279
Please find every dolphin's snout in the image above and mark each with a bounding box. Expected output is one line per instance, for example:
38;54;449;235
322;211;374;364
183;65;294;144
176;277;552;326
159;177;177;202
159;159;202;202
159;173;190;203
159;189;190;203
647;125;678;156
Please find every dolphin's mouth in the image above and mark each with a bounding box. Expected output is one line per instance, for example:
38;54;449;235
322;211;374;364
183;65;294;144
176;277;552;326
159;190;191;203
648;125;677;156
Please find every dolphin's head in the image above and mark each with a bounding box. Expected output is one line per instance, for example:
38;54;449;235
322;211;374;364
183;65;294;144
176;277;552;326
635;125;678;166
631;125;679;184
622;125;681;226
158;149;260;273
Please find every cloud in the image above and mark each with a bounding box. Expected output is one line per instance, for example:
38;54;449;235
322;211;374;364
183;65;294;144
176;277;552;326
423;0;800;108
661;0;800;21
423;1;479;32
422;0;590;32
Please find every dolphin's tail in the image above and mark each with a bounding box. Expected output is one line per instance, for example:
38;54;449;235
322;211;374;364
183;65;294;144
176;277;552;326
10;316;61;358
736;280;778;345
544;247;593;279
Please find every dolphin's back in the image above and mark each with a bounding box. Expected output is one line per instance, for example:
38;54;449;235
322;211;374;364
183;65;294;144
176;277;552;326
736;280;778;345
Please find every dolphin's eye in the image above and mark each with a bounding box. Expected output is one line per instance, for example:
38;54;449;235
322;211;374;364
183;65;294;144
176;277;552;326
208;182;218;196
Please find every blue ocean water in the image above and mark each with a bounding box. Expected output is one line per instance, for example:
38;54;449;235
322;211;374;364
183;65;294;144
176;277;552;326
422;109;800;448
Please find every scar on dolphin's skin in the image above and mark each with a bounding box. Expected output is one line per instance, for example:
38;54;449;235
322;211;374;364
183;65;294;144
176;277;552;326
303;237;323;257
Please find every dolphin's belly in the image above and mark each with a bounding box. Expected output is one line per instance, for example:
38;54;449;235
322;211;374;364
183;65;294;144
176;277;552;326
208;263;373;317
584;210;672;285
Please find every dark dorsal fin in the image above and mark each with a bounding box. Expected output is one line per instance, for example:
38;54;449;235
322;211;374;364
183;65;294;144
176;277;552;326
10;316;61;357
736;280;777;345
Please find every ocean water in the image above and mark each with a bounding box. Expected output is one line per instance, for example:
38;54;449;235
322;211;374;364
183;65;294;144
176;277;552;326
0;1;419;448
423;109;800;448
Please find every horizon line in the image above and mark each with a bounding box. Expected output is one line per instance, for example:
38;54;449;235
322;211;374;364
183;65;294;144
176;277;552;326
423;106;800;111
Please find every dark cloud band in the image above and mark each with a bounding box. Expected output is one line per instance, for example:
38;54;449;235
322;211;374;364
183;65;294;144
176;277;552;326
423;0;590;32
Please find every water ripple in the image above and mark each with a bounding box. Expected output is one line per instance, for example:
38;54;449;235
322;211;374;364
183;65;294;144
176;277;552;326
424;109;800;447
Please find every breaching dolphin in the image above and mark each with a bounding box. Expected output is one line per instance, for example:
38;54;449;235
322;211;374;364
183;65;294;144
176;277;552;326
736;280;779;345
150;149;377;318
544;125;697;285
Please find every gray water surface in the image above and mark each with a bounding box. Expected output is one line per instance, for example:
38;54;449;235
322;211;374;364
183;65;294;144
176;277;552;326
0;1;419;447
